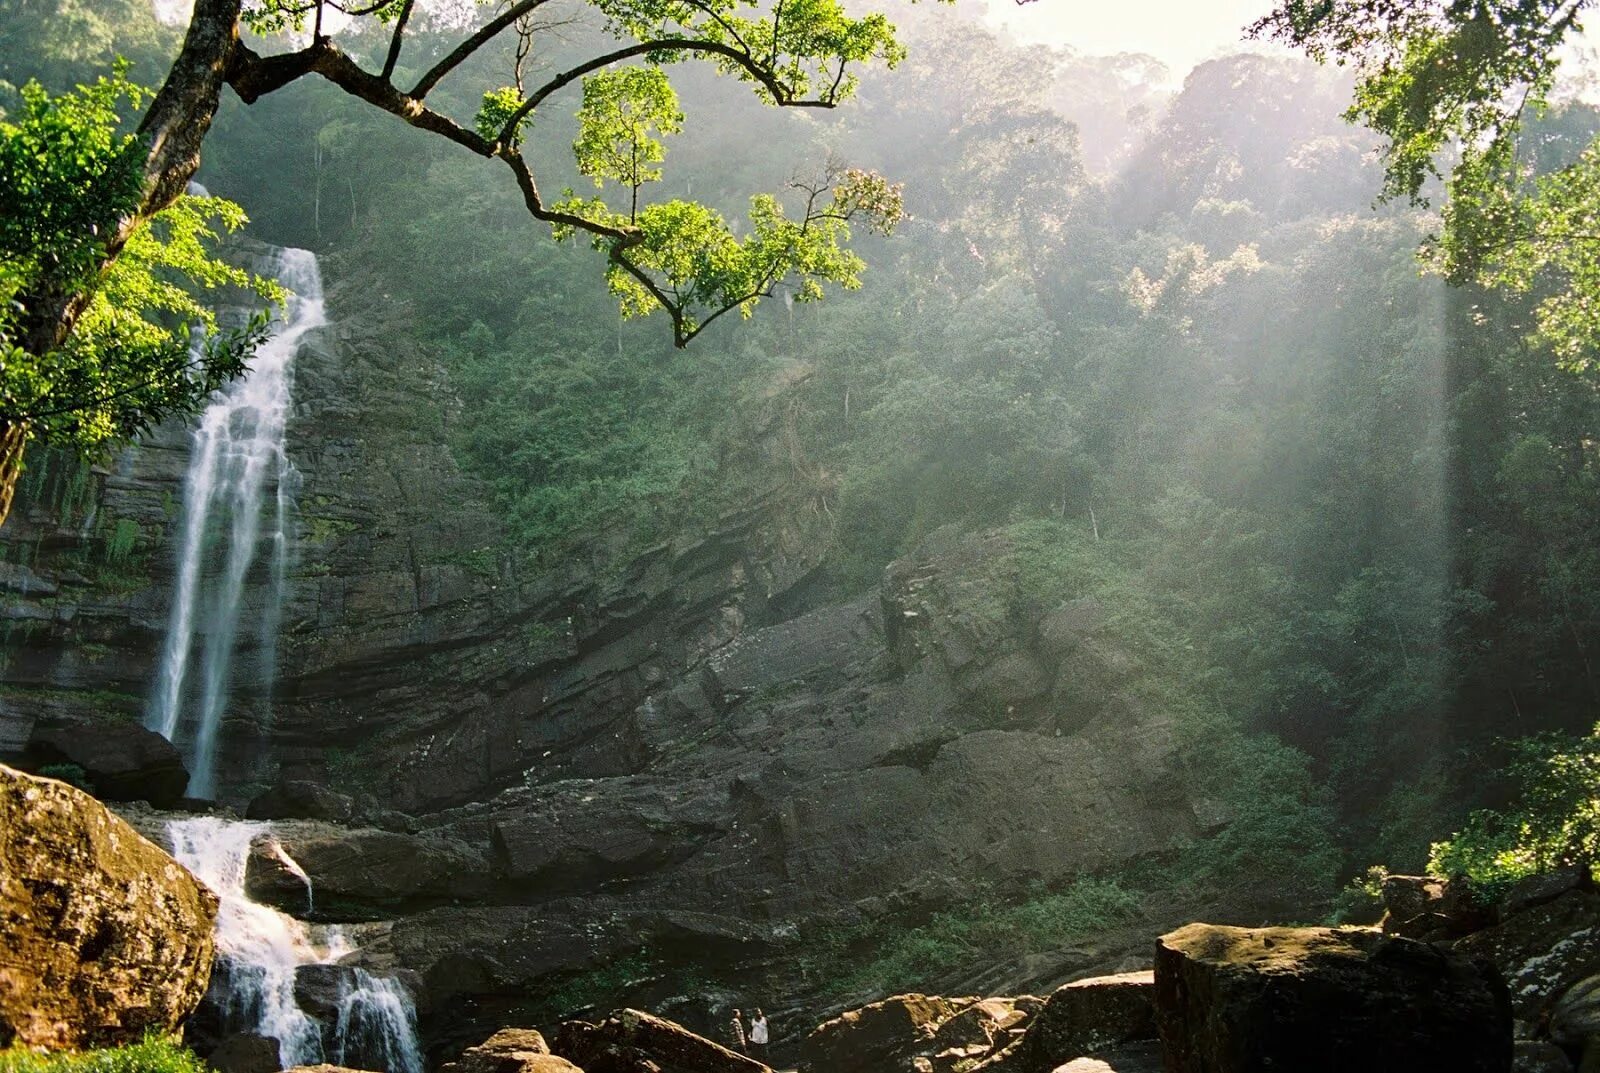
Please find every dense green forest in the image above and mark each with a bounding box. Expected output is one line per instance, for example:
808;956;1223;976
7;0;1600;909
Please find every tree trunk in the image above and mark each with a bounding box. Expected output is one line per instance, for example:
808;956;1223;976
0;422;27;530
17;0;245;361
2;0;243;531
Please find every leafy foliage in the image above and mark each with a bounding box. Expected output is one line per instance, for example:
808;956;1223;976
1256;0;1600;354
573;67;684;206
1429;727;1600;898
0;69;277;454
809;877;1141;999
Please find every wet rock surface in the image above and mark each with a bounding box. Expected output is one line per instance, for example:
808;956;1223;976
0;764;217;1049
1453;889;1600;1023
1153;923;1513;1073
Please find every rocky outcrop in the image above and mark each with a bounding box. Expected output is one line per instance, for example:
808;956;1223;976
439;1028;583;1073
1452;888;1600;1025
0;764;217;1049
14;708;188;807
1153;923;1513;1072
243;821;490;919
1381;873;1495;940
1000;972;1155;1071
798;994;1030;1073
799;994;965;1073
554;1009;769;1073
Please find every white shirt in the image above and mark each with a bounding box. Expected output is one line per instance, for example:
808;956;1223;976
750;1018;769;1045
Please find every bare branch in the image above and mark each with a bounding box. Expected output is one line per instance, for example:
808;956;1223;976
500;35;836;145
410;0;550;98
381;0;414;79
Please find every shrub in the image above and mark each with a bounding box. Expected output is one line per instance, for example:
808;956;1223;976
36;763;92;792
1429;726;1600;900
0;1037;208;1073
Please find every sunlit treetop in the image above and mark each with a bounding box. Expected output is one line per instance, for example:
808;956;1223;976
1254;0;1600;366
209;0;907;344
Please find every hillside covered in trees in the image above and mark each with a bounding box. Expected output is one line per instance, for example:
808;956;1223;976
7;0;1600;1066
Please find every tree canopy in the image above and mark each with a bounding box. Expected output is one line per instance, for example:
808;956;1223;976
1256;0;1600;364
0;0;909;526
0;66;275;522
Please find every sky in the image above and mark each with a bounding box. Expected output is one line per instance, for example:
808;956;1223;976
980;0;1282;77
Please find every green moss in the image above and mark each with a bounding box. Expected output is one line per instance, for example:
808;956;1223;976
0;1037;208;1073
303;513;359;544
0;684;143;714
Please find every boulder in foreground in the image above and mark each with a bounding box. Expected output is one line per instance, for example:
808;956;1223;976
1154;923;1513;1073
798;993;966;1073
0;763;218;1049
982;971;1154;1072
441;1028;584;1073
555;1008;769;1073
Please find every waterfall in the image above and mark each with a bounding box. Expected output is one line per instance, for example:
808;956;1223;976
147;248;320;799
167;817;330;1067
167;817;423;1073
334;970;426;1073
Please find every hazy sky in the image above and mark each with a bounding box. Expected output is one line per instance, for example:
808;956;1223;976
981;0;1281;77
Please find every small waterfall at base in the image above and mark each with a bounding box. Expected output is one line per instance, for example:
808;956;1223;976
147;247;321;799
334;971;426;1073
167;817;424;1073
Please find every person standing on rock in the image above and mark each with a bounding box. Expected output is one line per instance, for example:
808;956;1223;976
729;1008;747;1053
748;1008;769;1060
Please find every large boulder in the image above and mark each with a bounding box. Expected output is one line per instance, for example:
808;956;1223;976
1049;1042;1164;1073
1049;1042;1162;1073
207;1033;283;1073
440;1028;584;1073
1380;874;1494;940
1012;972;1155;1071
0;764;218;1049
1154;923;1513;1073
554;1009;769;1073
797;994;968;1073
243;824;491;918
20;711;189;807
796;993;1027;1073
1452;889;1600;1023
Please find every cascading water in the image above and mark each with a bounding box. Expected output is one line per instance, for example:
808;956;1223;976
334;970;426;1073
147;248;319;799
167;817;423;1073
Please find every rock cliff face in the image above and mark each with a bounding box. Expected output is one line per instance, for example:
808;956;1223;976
1;248;1212;1058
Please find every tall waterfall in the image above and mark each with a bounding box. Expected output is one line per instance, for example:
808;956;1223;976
147;248;320;799
167;817;424;1073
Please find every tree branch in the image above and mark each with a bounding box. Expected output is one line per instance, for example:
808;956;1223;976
501;35;836;144
410;0;551;98
381;0;414;80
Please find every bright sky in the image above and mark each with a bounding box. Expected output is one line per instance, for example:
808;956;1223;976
980;0;1281;77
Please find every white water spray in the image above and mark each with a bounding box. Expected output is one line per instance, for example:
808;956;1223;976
147;248;320;799
167;817;424;1073
167;817;330;1067
334;970;426;1073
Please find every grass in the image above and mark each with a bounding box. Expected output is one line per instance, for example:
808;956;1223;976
0;1038;208;1073
807;876;1144;1001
